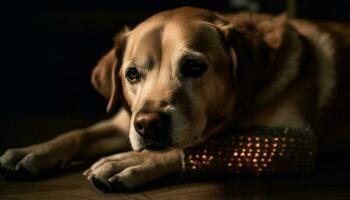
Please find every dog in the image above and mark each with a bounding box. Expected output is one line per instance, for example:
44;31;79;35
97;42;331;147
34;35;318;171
1;7;349;191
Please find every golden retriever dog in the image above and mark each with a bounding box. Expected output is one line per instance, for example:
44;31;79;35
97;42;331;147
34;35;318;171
1;7;349;191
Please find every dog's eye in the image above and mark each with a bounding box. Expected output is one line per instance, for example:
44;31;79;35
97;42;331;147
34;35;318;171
125;67;141;84
180;59;207;78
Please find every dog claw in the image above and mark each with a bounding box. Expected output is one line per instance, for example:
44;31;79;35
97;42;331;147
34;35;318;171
87;174;93;180
108;174;119;183
88;175;127;192
89;176;113;192
83;169;91;176
15;163;23;171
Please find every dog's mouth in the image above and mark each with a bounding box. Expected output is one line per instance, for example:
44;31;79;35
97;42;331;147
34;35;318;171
139;138;173;151
144;143;170;151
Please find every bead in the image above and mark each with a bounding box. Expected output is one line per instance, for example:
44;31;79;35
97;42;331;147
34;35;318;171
184;125;316;177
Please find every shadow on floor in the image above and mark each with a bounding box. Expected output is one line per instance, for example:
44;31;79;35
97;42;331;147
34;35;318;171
0;114;349;199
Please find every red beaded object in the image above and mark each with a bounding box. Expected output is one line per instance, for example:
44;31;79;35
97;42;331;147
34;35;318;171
184;126;317;177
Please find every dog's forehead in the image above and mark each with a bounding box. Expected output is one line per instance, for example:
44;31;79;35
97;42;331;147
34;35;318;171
163;21;223;53
124;7;222;54
125;20;223;66
139;7;218;25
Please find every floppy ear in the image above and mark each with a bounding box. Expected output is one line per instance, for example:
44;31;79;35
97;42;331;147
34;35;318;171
91;30;128;113
218;14;303;110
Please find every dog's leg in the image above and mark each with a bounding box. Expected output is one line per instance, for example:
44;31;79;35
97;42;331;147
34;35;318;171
83;149;183;191
0;109;130;177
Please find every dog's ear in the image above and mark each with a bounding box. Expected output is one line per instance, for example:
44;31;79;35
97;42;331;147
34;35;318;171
217;14;303;109
91;29;128;113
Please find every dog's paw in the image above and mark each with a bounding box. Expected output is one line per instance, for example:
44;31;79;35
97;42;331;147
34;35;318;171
83;149;182;192
0;145;69;179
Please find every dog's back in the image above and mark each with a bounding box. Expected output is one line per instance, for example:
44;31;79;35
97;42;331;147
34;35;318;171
223;12;350;150
310;21;350;149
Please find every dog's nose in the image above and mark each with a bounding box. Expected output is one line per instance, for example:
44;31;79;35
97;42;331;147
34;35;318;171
134;112;170;138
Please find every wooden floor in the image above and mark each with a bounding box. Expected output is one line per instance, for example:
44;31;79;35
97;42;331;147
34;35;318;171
1;114;350;199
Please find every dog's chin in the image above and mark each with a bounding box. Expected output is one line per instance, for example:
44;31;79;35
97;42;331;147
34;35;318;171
132;140;173;151
129;130;144;151
137;137;175;151
129;127;202;151
133;136;202;151
129;131;173;151
143;142;172;151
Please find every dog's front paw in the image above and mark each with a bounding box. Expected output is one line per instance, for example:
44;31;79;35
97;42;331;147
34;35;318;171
0;143;73;179
83;149;183;192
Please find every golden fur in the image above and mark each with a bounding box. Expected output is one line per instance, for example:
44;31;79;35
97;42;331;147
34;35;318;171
1;7;349;190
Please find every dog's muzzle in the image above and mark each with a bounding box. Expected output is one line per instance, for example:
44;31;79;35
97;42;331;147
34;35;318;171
134;111;173;148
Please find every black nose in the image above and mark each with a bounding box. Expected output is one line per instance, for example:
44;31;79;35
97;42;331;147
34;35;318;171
134;112;170;138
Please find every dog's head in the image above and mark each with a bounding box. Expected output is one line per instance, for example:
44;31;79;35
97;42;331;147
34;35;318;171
91;7;303;150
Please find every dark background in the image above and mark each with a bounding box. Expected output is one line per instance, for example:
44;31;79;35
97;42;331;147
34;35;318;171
0;2;349;198
0;0;349;117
